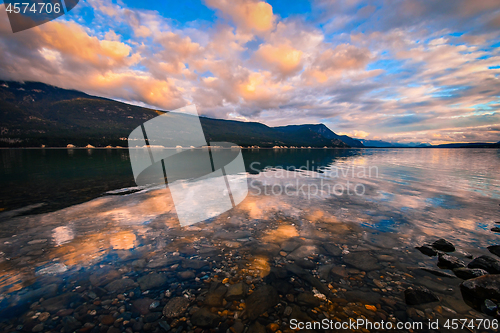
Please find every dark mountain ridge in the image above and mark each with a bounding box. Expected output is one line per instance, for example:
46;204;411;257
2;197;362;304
0;81;356;148
275;124;364;147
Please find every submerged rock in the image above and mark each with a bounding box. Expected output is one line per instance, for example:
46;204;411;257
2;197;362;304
321;243;342;256
297;292;321;307
246;285;279;320
287;245;319;261
460;274;500;309
182;259;209;270
177;271;195;280
191;308;221;327
467;255;500;274
89;269;121;287
132;298;155;315
138;273;168;290
146;256;182;268
453;267;488;280
162;297;190;318
294;258;316;269
225;282;248;301
204;284;227;307
432;238;455;252
404;286;439;305
41;293;82;313
104;278;137;293
343;252;381;271
285;263;331;296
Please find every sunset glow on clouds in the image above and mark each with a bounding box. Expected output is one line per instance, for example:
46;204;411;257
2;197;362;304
0;0;499;144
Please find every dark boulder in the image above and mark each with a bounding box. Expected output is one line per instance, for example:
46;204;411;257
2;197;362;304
460;274;500;309
432;239;455;252
487;245;500;258
404;286;439;305
467;255;500;274
437;253;465;270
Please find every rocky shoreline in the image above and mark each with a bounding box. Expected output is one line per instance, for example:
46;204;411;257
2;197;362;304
1;220;499;333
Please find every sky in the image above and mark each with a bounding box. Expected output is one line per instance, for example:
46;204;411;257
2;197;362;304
0;0;499;144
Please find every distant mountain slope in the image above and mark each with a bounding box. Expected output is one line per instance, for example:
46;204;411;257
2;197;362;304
430;142;500;148
0;81;353;148
360;139;431;148
275;124;364;147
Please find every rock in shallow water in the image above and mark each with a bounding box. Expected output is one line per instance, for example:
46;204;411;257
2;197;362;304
246;285;279;320
297;292;321;307
191;308;221;327
487;245;500;258
437;253;465;270
138;273;168;290
41;293;82;313
204;284;227;307
404;286;439;305
225;282;248;301
321;243;342;256
287;245;319;261
132;298;154;315
416;244;438;257
467;255;500;274
432;238;455;252
343;253;381;271
177;271;195;280
460;274;500;309
162;297;190;318
105;278;137;293
453;267;488;280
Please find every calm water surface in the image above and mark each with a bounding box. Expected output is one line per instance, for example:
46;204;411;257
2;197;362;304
0;148;499;331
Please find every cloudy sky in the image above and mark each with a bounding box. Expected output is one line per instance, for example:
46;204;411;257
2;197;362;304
0;0;499;144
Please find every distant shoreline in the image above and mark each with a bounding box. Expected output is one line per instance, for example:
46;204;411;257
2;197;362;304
0;146;499;149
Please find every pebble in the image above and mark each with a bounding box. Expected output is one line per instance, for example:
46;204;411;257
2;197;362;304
38;312;50;322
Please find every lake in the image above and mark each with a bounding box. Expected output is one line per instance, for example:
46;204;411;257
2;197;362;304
0;148;499;332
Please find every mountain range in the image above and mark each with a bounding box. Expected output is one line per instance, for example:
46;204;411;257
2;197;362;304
1;81;499;149
0;81;361;148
